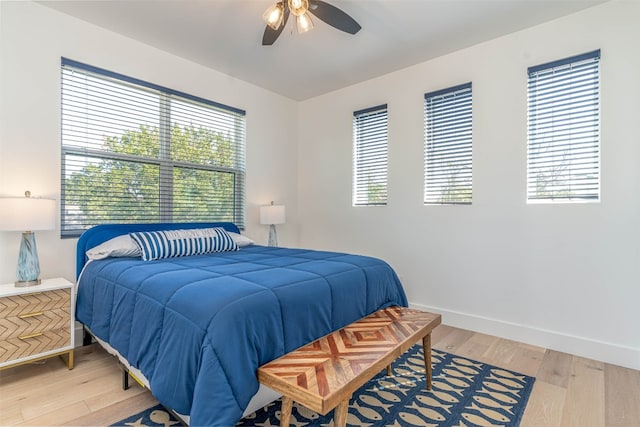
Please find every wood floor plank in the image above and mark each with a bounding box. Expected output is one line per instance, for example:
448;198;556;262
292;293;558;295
520;380;567;427
452;331;496;362
0;403;24;426
0;347;110;397
6;363;125;419
536;349;573;388
0;359;58;382
432;325;475;354
455;335;543;378
63;391;158;427
430;323;454;345
604;362;640;427
84;381;147;413
482;337;521;366
17;401;90;427
501;343;545;378
560;355;605;427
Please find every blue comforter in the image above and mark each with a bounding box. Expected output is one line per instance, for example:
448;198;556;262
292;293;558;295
76;245;407;426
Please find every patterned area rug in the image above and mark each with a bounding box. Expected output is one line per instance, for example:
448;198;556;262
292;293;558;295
111;345;535;426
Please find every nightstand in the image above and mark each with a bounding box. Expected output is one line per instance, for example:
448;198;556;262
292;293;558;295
0;278;75;371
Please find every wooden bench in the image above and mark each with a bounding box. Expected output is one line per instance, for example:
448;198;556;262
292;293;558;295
257;306;441;427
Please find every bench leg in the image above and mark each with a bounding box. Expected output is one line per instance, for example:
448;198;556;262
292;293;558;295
423;333;432;390
333;399;349;427
280;396;293;427
386;364;392;376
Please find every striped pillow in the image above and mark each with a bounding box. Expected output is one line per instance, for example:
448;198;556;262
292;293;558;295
130;227;238;261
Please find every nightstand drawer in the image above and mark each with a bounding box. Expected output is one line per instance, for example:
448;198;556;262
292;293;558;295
0;288;71;318
0;308;71;340
0;327;71;363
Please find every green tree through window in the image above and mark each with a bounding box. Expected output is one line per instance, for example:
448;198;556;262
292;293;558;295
61;58;245;237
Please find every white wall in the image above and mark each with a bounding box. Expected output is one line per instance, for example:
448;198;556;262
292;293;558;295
0;1;299;284
298;0;640;369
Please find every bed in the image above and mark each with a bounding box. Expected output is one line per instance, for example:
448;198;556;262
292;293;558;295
75;222;408;426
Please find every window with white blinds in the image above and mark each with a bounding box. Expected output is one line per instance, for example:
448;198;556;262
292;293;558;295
424;83;473;205
60;58;246;237
527;50;600;202
353;104;388;206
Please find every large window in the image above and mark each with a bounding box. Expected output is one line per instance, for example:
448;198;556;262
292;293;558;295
527;50;600;202
60;58;246;237
424;83;473;204
353;104;388;206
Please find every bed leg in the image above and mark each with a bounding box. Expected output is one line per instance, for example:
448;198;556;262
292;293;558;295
82;328;93;346
122;369;130;390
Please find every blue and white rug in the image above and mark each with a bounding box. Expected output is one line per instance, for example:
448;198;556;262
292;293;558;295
112;345;535;426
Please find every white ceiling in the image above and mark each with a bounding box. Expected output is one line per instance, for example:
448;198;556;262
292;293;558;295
40;0;605;101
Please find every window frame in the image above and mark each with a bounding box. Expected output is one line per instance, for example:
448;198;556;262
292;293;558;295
60;58;246;237
423;82;473;205
526;50;601;203
352;104;389;206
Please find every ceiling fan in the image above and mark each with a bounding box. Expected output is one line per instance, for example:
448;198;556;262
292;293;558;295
262;0;361;46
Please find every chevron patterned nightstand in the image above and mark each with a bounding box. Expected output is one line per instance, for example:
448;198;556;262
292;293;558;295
0;278;75;371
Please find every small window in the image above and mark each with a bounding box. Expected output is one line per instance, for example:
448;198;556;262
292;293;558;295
527;50;601;202
60;58;246;237
353;104;388;206
424;83;473;205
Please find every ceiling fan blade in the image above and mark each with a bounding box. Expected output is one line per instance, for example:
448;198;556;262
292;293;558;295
262;9;290;45
308;0;361;35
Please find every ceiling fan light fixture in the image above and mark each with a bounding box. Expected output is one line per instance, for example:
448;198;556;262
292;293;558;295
296;12;314;34
261;0;361;46
288;0;309;17
263;2;284;30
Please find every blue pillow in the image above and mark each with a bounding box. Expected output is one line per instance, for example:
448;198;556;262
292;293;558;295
130;227;238;261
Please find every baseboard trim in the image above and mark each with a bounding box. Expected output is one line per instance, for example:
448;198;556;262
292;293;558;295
410;302;640;371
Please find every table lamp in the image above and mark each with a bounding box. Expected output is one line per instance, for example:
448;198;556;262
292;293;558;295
0;191;56;287
260;201;285;247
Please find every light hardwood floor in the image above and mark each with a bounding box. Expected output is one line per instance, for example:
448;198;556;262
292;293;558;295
1;324;638;426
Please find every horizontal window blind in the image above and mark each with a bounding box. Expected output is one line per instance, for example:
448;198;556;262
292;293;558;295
353;104;388;206
61;58;246;237
424;83;473;205
527;50;600;202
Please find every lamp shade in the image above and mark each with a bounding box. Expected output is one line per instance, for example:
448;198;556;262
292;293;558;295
0;194;56;231
260;204;285;225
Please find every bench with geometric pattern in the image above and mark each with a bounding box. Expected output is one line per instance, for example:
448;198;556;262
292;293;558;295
257;306;441;427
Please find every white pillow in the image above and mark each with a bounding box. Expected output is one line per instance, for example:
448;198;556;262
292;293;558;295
86;234;141;260
228;232;255;247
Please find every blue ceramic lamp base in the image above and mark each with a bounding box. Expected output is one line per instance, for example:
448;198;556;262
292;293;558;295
268;224;278;247
15;231;42;287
